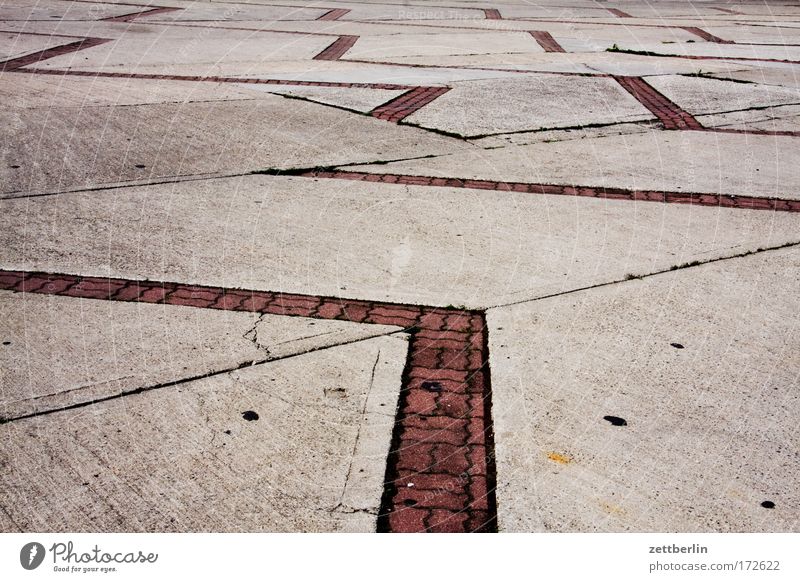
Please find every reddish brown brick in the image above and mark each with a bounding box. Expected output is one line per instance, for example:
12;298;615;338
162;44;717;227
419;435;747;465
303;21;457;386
409;367;468;383
405;416;468;432
395;441;435;472
403;390;438;416
410;347;439;368
427;509;468;532
438;348;469;370
395;486;467;511
21;275;72;294
315;301;343;318
437;392;471;417
469;476;490;511
465;510;492;532
139;286;173;303
395;471;465;492
387;507;429;533
402;427;466;446
433;443;470;475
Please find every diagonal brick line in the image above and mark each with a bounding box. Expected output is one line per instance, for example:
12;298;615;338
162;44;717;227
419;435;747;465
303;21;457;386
483;8;502;20
0;269;497;533
530;30;566;52
317;8;351;21
0;38;111;72
370;86;451;122
283;169;800;212
606;7;633;18
612;75;704;130
313;35;358;60
681;26;734;44
101;6;182;22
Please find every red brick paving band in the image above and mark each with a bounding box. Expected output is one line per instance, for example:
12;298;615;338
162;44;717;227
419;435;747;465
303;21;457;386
680;26;734;44
0;269;496;533
0;38;111;72
313;35;359;60
483;8;502;20
530;30;566;53
291;169;800;213
370;86;451;122
317;8;351;21
606;7;633;18
612;75;703;130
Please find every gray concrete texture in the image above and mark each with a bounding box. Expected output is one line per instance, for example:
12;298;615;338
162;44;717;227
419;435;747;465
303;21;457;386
1;0;799;533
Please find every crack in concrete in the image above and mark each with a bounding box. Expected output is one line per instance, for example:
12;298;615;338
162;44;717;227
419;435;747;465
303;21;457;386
0;330;406;424
487;240;800;310
336;349;381;509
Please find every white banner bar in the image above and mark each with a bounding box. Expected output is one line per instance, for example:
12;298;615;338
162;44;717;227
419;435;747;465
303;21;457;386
1;533;798;581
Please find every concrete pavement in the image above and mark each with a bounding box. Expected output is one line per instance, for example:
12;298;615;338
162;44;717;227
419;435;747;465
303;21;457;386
1;0;798;533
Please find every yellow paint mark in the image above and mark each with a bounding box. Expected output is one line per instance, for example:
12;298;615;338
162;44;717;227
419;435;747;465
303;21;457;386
599;501;626;516
547;452;572;465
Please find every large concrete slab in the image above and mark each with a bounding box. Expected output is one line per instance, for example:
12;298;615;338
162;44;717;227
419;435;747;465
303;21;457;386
0;290;400;420
0;30;67;59
374;52;746;76
34;28;335;74
2;174;799;309
1;94;464;195
0;70;279;107
237;83;406;113
350;130;800;199
347;32;545;60
488;246;800;532
404;75;654;136
698;104;800;133
0;334;408;532
0;0;134;22
646;74;800;115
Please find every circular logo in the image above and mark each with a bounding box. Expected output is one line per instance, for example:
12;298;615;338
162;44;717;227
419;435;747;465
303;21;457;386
20;542;46;570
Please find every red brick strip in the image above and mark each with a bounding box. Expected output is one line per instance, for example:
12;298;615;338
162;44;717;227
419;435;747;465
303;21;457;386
681;26;734;44
370;86;451;122
101;6;182;22
0;38;111;72
290;169;800;213
613;75;703;130
483;8;502;20
313;35;358;60
606;7;633;17
0;269;496;533
317;8;351;21
530;30;566;53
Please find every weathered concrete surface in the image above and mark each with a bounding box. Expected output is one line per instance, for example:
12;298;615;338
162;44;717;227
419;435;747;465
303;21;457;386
2;174;799;309
0;335;407;532
351;131;800;199
489;247;800;532
646;74;800;115
0;70;278;107
698;104;800;133
1;95;465;195
0;30;64;59
347;32;545;60
2;0;800;533
0;290;399;420
238;83;406;113
404;75;654;136
35;28;335;74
